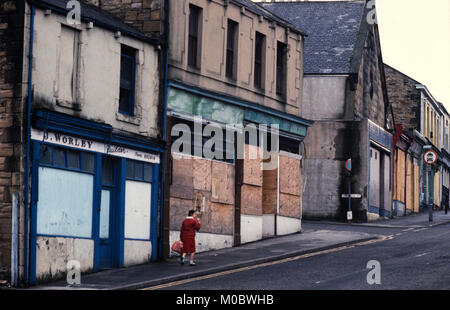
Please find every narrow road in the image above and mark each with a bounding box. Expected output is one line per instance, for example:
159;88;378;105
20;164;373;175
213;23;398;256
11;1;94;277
146;223;450;290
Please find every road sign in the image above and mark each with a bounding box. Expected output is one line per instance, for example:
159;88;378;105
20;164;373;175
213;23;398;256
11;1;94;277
347;211;353;221
342;194;362;199
423;150;438;165
345;159;352;172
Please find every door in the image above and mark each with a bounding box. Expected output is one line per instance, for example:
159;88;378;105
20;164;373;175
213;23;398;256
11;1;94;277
98;156;116;269
369;147;380;210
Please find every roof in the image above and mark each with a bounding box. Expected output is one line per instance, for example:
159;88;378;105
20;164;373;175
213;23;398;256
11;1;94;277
231;0;307;36
29;0;159;45
261;1;366;74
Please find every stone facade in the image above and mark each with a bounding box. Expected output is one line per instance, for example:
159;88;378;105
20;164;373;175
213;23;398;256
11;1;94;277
84;0;162;38
0;0;25;281
384;64;421;132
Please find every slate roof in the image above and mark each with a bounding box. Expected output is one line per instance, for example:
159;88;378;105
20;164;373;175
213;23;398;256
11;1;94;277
261;1;366;74
31;0;159;45
231;0;307;36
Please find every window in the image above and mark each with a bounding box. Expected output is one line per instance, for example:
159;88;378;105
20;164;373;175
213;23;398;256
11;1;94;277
188;5;202;68
119;45;137;116
126;159;153;182
226;19;238;79
254;32;265;89
58;25;79;103
39;145;95;173
276;41;287;96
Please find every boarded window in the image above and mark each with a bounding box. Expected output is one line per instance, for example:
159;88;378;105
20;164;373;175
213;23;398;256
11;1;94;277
58;25;79;103
124;180;152;240
37;167;93;238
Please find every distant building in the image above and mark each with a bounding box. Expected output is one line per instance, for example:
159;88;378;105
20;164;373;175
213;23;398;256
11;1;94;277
385;64;449;214
263;0;395;222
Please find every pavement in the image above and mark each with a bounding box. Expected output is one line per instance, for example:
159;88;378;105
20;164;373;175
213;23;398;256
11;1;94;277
27;210;450;290
304;210;450;229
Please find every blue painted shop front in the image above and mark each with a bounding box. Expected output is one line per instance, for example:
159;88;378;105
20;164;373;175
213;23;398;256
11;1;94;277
28;110;163;284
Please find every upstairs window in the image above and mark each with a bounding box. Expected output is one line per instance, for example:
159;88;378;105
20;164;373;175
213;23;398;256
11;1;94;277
188;5;202;68
119;45;137;116
254;32;266;90
226;19;238;79
276;41;287;97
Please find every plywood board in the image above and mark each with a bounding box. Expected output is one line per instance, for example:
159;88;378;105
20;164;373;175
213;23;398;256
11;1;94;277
243;144;263;187
208;203;234;235
193;158;212;191
171;155;194;199
279;155;301;196
169;197;194;231
406;158;413;211
263;168;277;214
211;161;235;205
241;184;263;216
279;193;301;219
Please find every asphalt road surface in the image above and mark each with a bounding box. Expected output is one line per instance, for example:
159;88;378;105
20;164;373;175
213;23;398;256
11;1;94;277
152;223;450;290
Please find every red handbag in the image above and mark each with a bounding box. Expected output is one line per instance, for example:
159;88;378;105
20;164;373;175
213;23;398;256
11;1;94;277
171;240;184;254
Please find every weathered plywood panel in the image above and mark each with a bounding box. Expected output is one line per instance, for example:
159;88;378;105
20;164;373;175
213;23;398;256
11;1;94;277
406;158;413;211
193;158;211;191
434;171;440;206
207;203;234;235
241;184;263;216
279;193;301;219
263;168;277;214
211;161;235;205
243;144;263;187
169;197;193;231
414;164;420;213
394;150;406;203
279;155;301;196
171;155;194;200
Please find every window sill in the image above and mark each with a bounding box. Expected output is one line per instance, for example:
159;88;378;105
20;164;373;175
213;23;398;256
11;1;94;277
56;99;82;111
116;112;141;126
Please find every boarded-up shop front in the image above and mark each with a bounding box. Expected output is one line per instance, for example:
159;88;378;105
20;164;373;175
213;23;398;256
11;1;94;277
165;83;312;254
29;111;163;284
368;120;393;220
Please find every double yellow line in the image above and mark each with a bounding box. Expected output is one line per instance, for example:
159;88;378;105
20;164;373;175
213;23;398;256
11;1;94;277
141;235;393;290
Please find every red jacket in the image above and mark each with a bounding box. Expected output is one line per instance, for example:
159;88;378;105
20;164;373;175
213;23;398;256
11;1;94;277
180;217;201;239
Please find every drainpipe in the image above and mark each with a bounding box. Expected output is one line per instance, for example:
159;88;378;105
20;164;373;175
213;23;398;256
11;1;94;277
24;2;35;286
159;0;170;259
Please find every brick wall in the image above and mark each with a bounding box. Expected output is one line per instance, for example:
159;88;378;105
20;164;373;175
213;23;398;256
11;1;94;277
384;64;421;132
0;0;25;281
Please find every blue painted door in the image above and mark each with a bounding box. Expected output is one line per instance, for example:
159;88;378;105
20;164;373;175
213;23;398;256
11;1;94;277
98;156;116;269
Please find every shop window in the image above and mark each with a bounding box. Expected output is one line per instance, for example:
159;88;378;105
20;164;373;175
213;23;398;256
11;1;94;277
102;156;114;185
39;145;95;173
170;119;235;163
126;159;153;182
37;167;94;238
124;180;151;240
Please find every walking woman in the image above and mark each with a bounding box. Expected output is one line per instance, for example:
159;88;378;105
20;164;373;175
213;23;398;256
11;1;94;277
180;210;201;266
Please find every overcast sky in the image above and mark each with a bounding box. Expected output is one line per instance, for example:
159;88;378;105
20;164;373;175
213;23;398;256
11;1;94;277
377;0;450;108
255;0;450;108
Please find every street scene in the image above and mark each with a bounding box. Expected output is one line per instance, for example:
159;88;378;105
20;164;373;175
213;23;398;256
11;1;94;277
0;0;449;297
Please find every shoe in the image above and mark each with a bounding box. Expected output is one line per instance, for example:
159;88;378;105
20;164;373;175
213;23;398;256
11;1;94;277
180;256;185;265
189;262;196;266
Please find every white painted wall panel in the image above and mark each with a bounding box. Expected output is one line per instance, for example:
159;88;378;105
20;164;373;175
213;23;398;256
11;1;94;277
125;180;151;240
240;215;263;244
123;240;152;267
